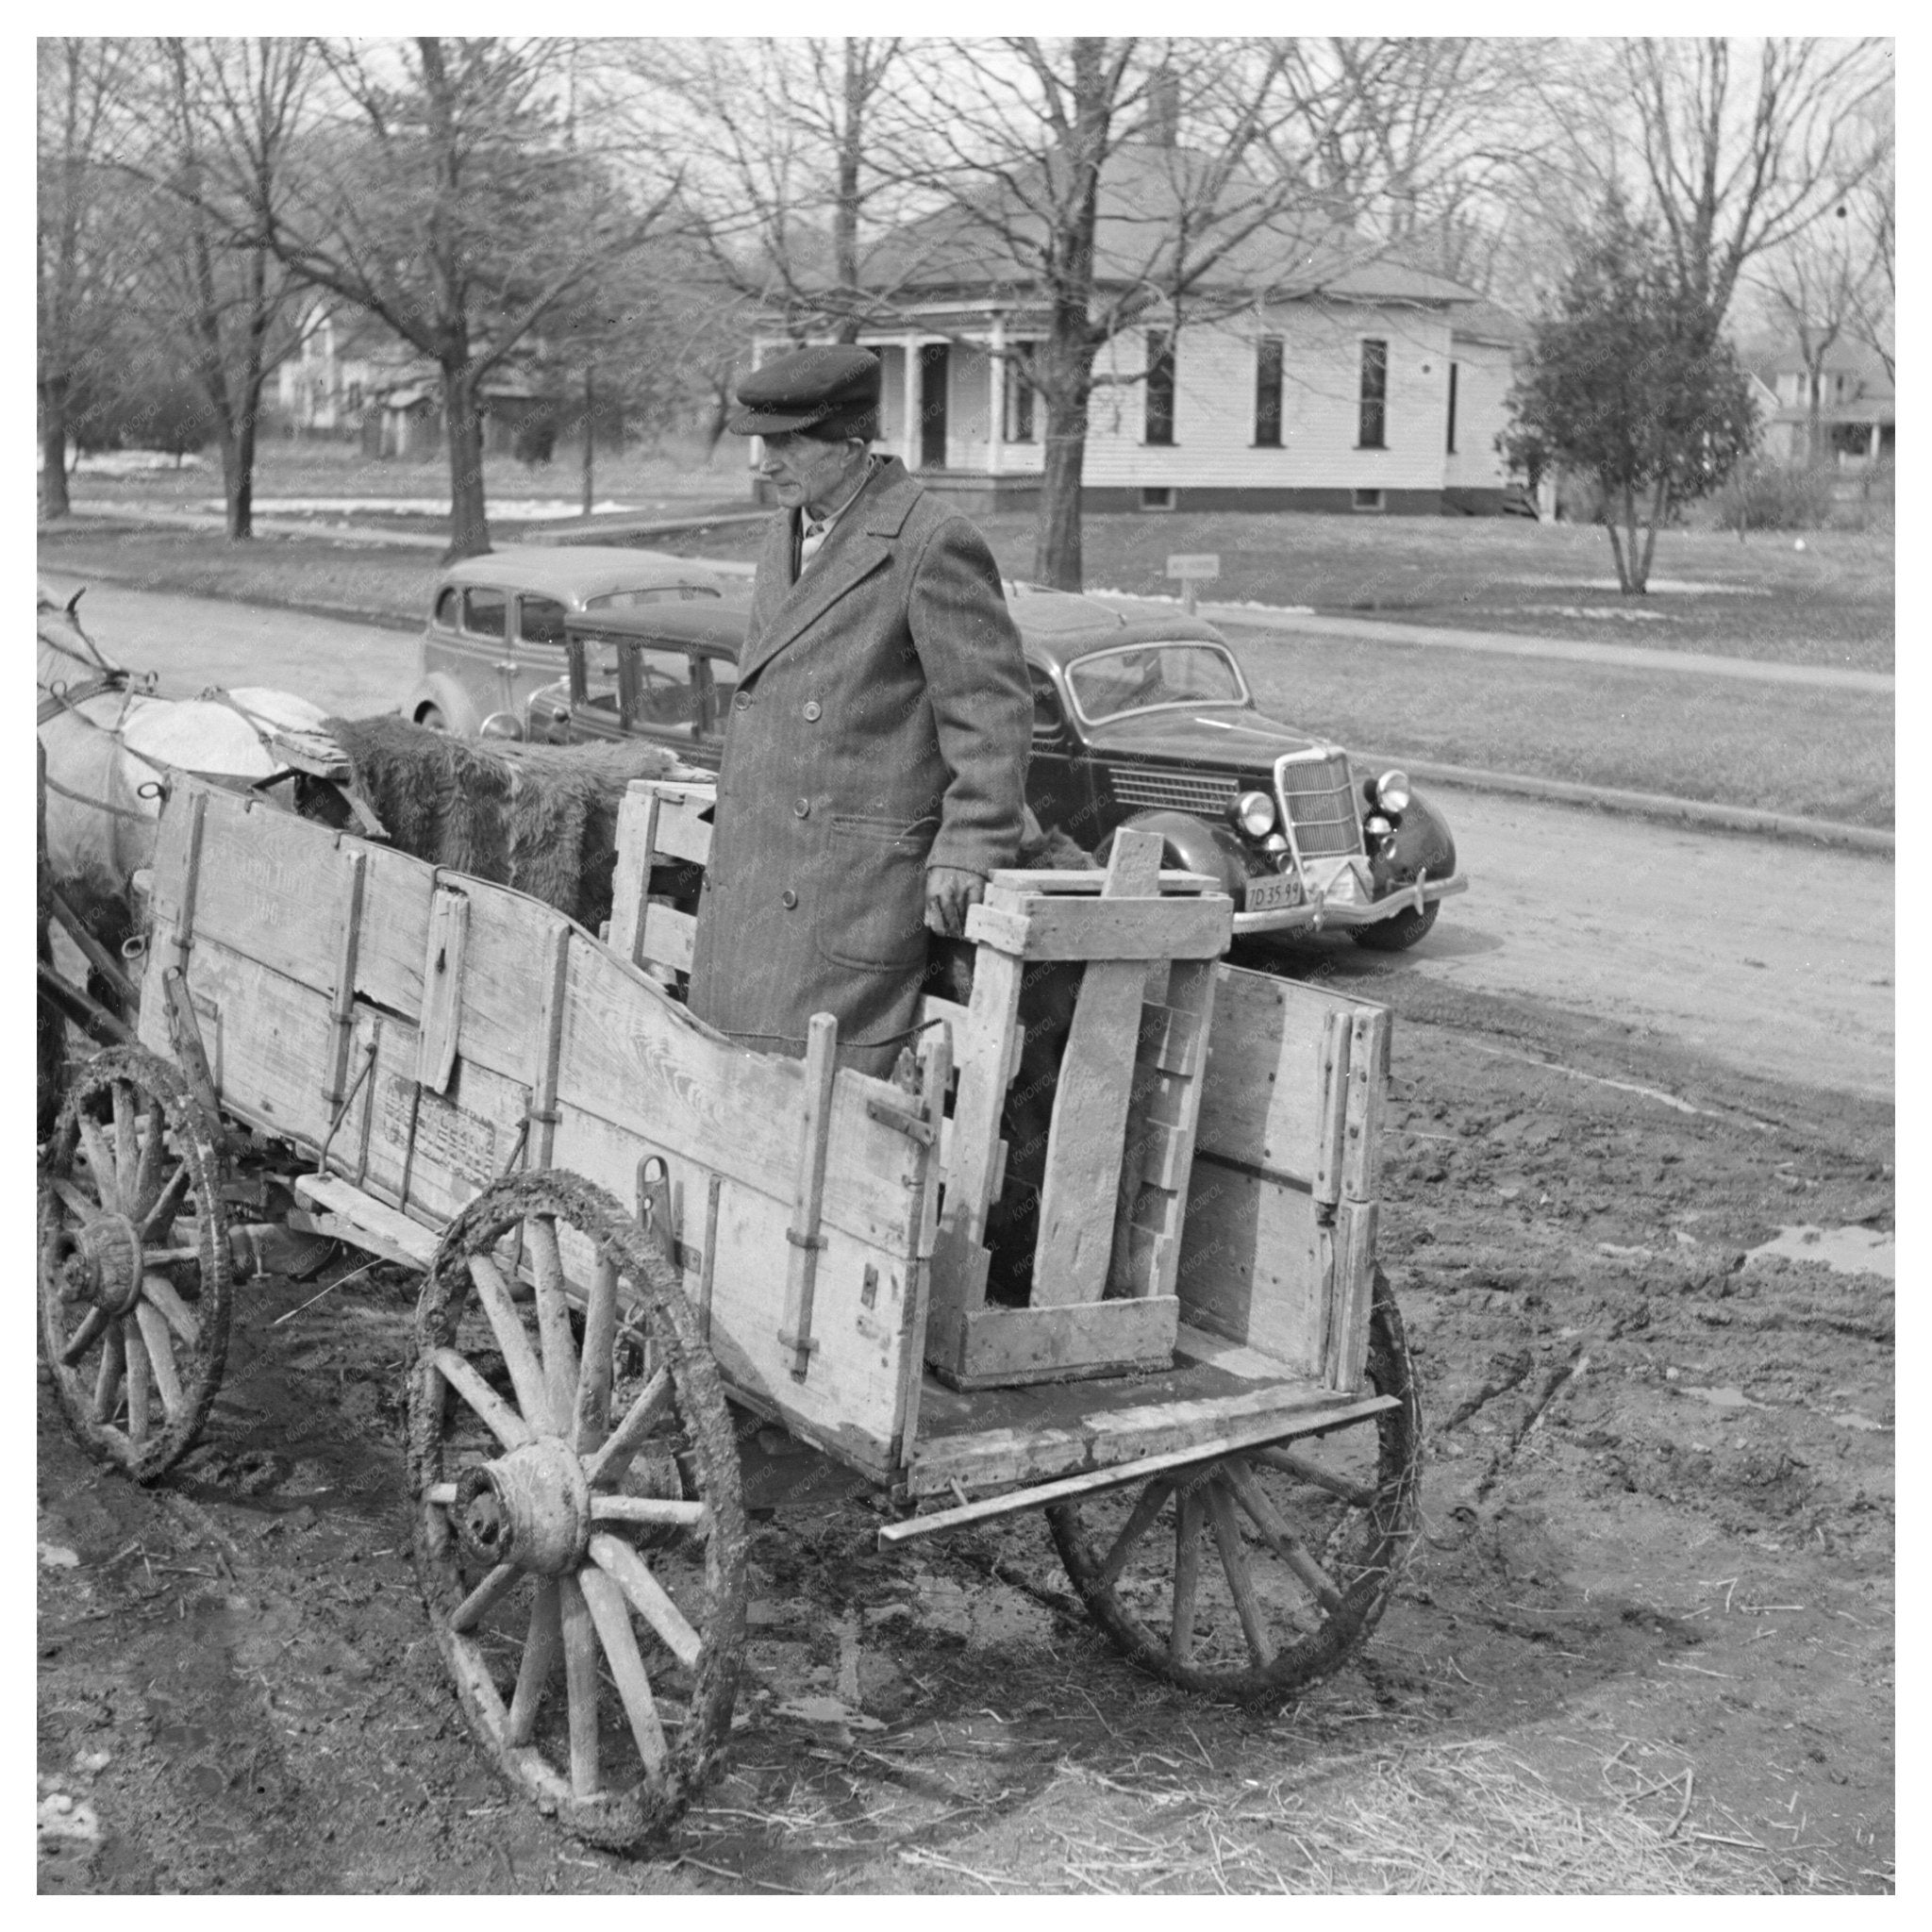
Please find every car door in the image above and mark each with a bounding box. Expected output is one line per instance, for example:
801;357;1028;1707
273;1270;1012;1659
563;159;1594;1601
1024;662;1096;845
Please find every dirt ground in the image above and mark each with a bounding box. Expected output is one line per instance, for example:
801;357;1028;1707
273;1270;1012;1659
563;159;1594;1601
37;949;1892;1896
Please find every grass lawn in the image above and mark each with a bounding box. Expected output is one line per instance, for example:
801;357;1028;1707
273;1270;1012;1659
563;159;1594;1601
671;507;1894;673
40;518;1891;831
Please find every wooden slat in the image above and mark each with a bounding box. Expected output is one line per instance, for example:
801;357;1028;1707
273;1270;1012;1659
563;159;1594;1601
323;848;368;1105
778;1014;838;1379
607;787;661;968
1341;1006;1391;1204
293;1172;441;1266
984;867;1219;899
649;786;715;864
924;1295;1178;1391
1324;1198;1377;1393
416;886;470;1092
1173;1159;1329;1376
640;903;695;974
965;894;1230;962
525;921;572;1171
1031;831;1163;1309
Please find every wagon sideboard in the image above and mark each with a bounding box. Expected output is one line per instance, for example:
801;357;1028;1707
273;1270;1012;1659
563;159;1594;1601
137;775;1395;1505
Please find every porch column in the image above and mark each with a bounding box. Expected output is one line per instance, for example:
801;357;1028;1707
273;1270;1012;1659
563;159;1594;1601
901;336;921;469
987;316;1006;477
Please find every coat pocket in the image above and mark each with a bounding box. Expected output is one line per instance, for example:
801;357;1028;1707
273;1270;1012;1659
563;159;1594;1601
815;813;937;972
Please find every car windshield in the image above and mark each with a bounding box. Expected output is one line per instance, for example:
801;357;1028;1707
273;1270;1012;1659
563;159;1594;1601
1066;641;1247;721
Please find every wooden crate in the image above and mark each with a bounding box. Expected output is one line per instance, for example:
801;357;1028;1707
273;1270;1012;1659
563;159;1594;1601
607;782;1387;1396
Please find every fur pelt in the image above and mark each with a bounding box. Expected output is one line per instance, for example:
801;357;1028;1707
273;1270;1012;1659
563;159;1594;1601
325;717;699;933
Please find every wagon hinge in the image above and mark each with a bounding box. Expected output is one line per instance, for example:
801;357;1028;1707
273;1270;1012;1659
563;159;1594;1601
863;1094;936;1146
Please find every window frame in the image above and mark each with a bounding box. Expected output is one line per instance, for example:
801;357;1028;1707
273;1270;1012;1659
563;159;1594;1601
1357;337;1389;450
1255;335;1284;448
1144;328;1176;447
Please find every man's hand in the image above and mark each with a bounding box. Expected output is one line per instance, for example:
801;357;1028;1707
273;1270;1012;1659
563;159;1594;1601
924;866;985;939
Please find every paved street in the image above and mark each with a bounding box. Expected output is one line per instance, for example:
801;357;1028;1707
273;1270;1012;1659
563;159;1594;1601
41;575;1894;1104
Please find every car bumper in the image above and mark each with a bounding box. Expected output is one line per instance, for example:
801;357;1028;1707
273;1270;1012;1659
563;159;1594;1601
1231;869;1469;938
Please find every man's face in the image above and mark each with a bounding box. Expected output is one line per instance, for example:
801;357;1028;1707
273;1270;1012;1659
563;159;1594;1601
757;432;863;514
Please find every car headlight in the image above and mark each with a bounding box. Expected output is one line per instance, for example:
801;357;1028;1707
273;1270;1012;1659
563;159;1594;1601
478;711;525;741
1234;790;1276;839
1364;813;1393;839
1372;769;1411;815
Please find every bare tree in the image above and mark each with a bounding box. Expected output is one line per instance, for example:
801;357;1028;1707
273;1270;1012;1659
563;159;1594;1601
38;38;141;518
860;38;1318;589
187;37;684;560
125;38;314;539
644;38;911;342
1614;37;1892;332
1756;192;1890;463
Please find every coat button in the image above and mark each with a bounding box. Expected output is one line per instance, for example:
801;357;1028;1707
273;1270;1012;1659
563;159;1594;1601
734;691;753;711
793;797;810;818
781;889;798;909
802;699;822;722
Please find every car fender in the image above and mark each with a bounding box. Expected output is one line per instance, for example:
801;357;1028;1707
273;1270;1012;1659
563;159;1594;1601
1387;784;1457;882
1102;809;1251;899
400;674;481;738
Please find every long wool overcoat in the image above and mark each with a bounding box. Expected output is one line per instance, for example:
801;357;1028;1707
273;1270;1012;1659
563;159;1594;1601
686;457;1031;1075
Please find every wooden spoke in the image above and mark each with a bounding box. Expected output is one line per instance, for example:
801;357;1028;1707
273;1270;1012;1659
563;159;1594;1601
52;1177;98;1225
588;1532;704;1671
558;1574;602;1799
137;1162;192;1240
133;1302;184;1419
507;1580;562;1747
579;1564;669;1778
1095;1476;1175;1591
425;1481;458;1506
111;1082;140;1208
59;1305;111;1368
142;1274;201;1350
1171;1489;1205;1665
429;1347;533;1452
92;1324;125;1423
131;1095;166;1219
464;1255;552;1433
125;1321;152;1441
451;1562;520;1635
76;1116;120;1212
1249;1441;1379;1509
582;1368;673;1489
589;1495;707;1529
1206;1477;1275;1669
1222;1457;1344;1612
527;1217;578;1438
574;1256;620;1455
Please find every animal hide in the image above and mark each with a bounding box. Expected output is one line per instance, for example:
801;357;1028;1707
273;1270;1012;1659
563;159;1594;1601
325;717;702;934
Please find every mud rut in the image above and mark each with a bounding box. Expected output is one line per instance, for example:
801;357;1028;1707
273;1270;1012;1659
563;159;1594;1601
39;971;1893;1895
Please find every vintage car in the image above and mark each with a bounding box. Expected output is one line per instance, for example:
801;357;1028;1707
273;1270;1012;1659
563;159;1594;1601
515;585;1465;950
398;545;728;739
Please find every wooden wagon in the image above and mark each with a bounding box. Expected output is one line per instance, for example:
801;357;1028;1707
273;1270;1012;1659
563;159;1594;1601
39;773;1423;1849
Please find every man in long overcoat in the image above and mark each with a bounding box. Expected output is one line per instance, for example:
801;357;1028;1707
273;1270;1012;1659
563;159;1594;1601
686;346;1032;1077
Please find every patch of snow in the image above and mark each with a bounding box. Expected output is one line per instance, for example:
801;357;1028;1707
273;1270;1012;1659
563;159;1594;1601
1744;1224;1894;1279
203;496;640;519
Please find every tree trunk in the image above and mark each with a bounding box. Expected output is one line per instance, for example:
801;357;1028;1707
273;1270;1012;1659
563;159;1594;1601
229;369;262;541
581;365;594;519
1636;475;1669;591
442;364;491;561
1034;387;1091;591
40;377;73;519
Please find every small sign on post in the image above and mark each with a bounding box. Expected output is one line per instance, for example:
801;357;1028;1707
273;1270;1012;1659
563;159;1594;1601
1166;552;1220;614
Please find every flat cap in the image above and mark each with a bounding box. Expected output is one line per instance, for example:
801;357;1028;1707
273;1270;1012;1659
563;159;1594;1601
728;345;881;439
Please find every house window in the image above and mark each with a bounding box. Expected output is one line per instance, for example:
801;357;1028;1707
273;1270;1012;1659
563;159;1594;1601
1255;335;1284;447
1445;362;1458;455
1141;486;1176;510
1358;339;1388;448
1004;353;1037;443
346;381;363;411
1353;488;1385;512
1144;329;1175;446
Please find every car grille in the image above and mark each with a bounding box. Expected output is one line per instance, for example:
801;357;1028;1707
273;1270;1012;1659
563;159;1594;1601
1108;766;1239;816
1275;752;1362;860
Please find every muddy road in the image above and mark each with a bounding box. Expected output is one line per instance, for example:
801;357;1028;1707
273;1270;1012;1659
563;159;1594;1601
39;581;1892;1892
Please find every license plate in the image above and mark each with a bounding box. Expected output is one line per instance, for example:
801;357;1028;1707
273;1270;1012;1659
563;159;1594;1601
1245;874;1303;913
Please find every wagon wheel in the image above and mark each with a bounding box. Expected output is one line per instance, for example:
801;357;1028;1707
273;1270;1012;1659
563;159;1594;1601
38;1046;234;1482
409;1170;748;1849
1047;1270;1422;1701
